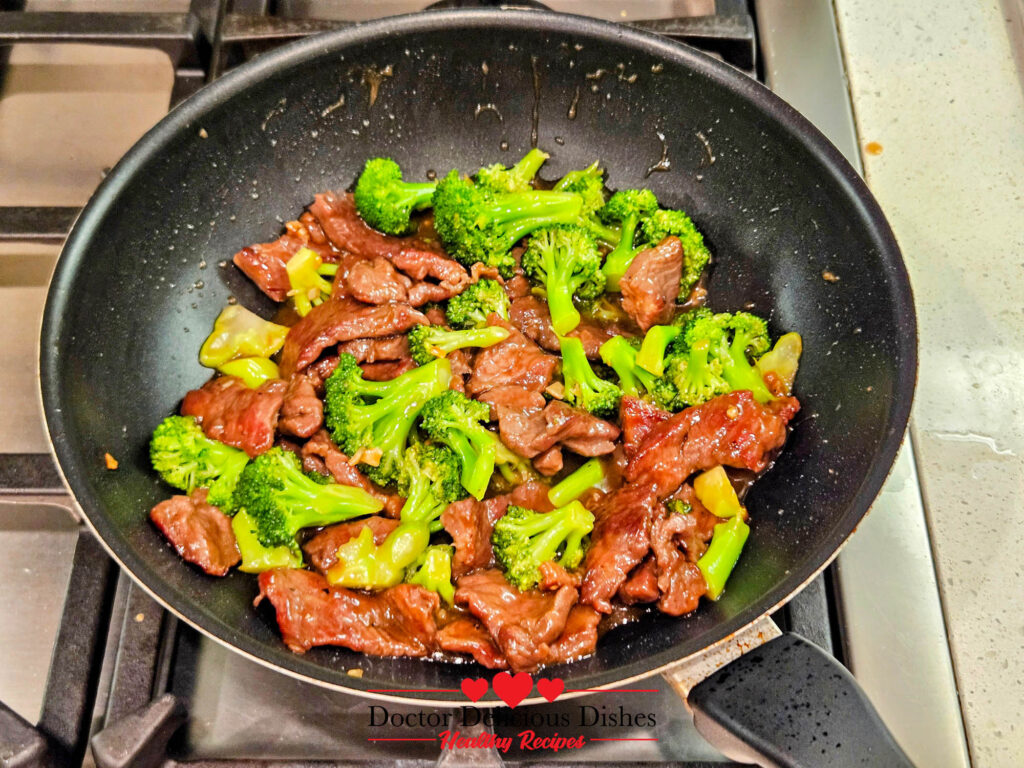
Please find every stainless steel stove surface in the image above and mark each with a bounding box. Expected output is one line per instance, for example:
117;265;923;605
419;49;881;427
0;2;967;767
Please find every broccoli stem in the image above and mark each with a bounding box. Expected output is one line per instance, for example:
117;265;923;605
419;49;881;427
636;326;682;376
445;427;498;501
546;269;581;336
232;511;303;573
697;514;750;600
434;326;509;357
510;148;549;182
600;215;643;291
548;458;604;506
598;336;656;398
721;332;775;403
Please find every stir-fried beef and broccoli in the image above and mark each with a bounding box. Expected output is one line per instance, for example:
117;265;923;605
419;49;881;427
147;150;803;672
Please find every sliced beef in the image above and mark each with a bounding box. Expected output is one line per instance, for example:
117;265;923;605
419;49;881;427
509;295;617;358
150;489;239;576
619;236;683;331
302;516;401;573
509;481;556;512
477;385;546;420
448;348;474;394
257;569;438;656
437;618;508;669
232;229;336;302
442;495;511;577
666;483;720;561
336;335;409;364
306;355;340;392
279;297;426;376
579;484;659;613
390;248;470;304
532;446;564;476
361;359;418;381
493;398;619;460
308;191;439;261
620;396;671;457
278;374;323;438
650;511;708;616
181;376;286;457
546;605;601;665
626;390;800;499
341;256;412;304
455;569;577;673
466;319;558;397
539;560;581;591
503;274;532;300
618;556;660;605
301;430;404;517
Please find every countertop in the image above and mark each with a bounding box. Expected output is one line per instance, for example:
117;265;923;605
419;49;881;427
833;0;1024;764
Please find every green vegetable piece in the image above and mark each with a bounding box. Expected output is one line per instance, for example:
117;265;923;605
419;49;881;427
492;501;595;591
353;157;437;235
598;189;660;291
406;544;456;604
232;447;383;548
474;148;549;194
149;415;249;511
406;324;509;366
286;247;334;317
559;336;622;417
636;325;682;376
198;305;288;368
217;357;280;388
445;279;510;329
697;514;750;600
521;225;605;336
681;310;774;403
665;499;693;516
547;458;604;507
419;390;500;500
397;442;464;532
597;335;672;405
326;521;431;589
232;510;303;572
553;162;619;244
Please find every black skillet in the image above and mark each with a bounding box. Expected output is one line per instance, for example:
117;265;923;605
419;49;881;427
39;9;917;766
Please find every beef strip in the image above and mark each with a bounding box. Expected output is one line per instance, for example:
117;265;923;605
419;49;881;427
503;274;532;300
492;397;620;460
279;297;427;376
545;605;601;665
149;489;239;576
619;236;683;331
509;295;617;358
341;256;412;304
618;556;660;605
579;484;659;613
278;374;324;438
361;359;418;381
302;516;401;573
626;390;800;499
620;396;671;457
532;446;564;476
336;335;409;364
477;385;546;420
442;494;511;577
308;191;440;261
181;376;286;457
232;229;336;302
509;481;556;512
390;248;470;303
650;511;708;616
437;618;509;669
666;483;719;561
454;569;578;673
538;560;581;591
301;430;404;517
466;318;558;397
257;569;438;656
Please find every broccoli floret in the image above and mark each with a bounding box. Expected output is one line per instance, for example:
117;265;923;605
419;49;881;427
559;336;622;417
553;162;619;244
406;324;510;366
323;354;452;486
432;170;583;277
285;247;335;316
660;338;730;409
444;279;510;329
598;189;660;291
326;521;431;590
521;226;605;335
597;336;676;409
353;157;436;235
418;390;501;500
680;310;773;403
473;148;549;194
231;510;304;572
397;442;464;532
405;544;456;604
491;501;595;591
639;208;712;298
232;447;383;548
149;415;249;511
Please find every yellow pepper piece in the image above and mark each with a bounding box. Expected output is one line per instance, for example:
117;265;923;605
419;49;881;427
199;305;289;368
217;357;280;388
286;247;333;317
755;332;802;395
693;465;744;518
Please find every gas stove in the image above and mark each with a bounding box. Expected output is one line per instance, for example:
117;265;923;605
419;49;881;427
0;2;968;767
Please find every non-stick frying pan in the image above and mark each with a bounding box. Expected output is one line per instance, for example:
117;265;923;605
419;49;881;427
40;9;917;766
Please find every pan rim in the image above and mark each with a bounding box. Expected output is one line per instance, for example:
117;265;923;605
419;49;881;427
39;7;918;704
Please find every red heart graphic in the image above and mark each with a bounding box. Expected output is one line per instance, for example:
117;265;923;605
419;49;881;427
460;677;489;702
536;677;565;703
492;671;533;708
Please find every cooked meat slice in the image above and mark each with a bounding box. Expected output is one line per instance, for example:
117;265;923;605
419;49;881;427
447;349;474;394
302;516;401;573
509;295;616;358
626;390;800;499
181;376;286;457
466;319;558;397
361;359;418;381
342;256;411;304
579;484;658;613
618;556;660;605
619;236;683;331
257;569;438;656
437;618;509;669
620;396;671;457
493;399;619;459
509;480;556;512
308;191;439;260
279;297;427;376
533;446;564;476
442;494;511;577
150;489;239;576
477;385;546;420
666;483;719;561
301;430;404;517
455;569;577;673
232;231;336;302
389;248;470;296
650;511;708;616
336;335;409;364
545;605;601;665
538;560;580;591
278;374;323;438
306;355;339;392
503;274;532;300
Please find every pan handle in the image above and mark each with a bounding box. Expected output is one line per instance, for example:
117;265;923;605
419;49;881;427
683;632;915;767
